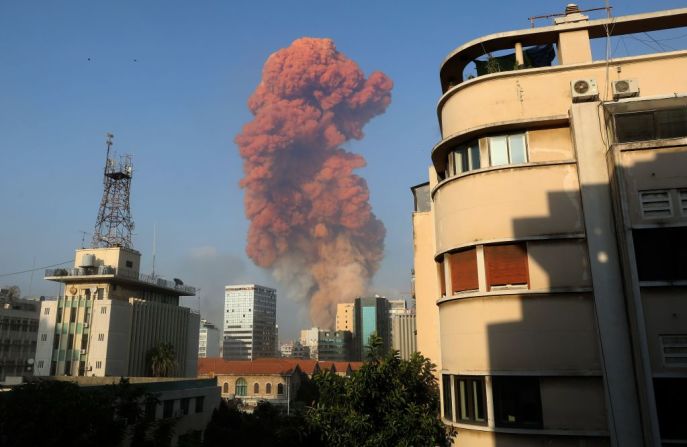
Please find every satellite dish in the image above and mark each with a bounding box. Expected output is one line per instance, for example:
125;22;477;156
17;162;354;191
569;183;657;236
173;278;184;286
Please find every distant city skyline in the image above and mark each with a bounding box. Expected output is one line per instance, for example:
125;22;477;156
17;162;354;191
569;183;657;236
2;1;686;340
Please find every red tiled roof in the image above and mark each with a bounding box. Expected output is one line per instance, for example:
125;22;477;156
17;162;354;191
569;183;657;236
198;357;364;377
198;358;298;376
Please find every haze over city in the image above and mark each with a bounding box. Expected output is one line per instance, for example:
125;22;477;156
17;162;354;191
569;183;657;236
2;0;685;342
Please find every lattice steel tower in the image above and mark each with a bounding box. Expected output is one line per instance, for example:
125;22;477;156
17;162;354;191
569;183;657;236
92;133;135;248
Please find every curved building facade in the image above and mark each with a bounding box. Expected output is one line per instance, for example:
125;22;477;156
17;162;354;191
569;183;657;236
413;6;687;446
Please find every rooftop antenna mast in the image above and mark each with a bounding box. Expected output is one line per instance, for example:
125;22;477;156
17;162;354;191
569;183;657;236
92;133;135;248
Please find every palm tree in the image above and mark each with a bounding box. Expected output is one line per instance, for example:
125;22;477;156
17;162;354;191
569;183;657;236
146;342;177;377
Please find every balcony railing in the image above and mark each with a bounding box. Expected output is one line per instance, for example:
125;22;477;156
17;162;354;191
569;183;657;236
45;267;196;295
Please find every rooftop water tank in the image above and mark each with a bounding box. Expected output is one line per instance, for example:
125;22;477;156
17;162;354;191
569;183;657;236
80;254;95;268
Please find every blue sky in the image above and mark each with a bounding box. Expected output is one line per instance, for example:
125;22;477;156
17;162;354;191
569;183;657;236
1;1;685;340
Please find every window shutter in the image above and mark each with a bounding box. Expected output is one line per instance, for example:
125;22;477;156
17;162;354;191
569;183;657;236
450;248;478;293
484;243;529;290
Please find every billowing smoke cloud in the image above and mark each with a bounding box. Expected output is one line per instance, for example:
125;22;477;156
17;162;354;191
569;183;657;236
235;37;392;328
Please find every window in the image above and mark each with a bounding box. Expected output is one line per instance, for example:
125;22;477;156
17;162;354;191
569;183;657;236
640;190;672;218
492;376;542;428
163;400;174;419
235;378;247;396
95;361;102;369
660;335;687;367
633;227;687;281
277;383;284;395
454;376;486;425
180;398;190;416
195;396;205;413
98;333;105;342
449;248;478;293
489;133;527;167
446;141;480;177
145;399;158;421
126;260;133;268
615;108;687;143
484;243;529;290
53;334;60;350
56;308;62;323
254;383;260;394
40;334;47;342
438;259;446;297
69;309;76;323
37;360;44;369
222;382;229;393
43;307;50;315
266;383;272;394
442;374;453;421
101;307;107;314
680;190;687;215
654;378;687;441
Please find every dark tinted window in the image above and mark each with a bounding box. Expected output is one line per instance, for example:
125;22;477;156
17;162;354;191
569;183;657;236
493;376;542;428
442;374;453;421
657;108;687;139
633;227;687;281
654;378;687;440
616;108;687;143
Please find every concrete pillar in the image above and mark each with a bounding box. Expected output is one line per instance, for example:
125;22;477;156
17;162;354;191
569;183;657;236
515;42;524;67
570;101;644;446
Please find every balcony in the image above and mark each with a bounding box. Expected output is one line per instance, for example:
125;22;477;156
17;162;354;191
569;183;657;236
45;267;196;295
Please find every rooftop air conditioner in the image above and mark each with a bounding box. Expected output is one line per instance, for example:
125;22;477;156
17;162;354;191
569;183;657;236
571;79;599;102
612;79;639;100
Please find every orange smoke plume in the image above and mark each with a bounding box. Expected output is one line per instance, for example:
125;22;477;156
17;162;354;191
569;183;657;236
235;37;392;328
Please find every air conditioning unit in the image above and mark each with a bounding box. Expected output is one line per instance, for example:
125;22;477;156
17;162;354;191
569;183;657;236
612;79;639;99
80;349;87;354
571;79;599;102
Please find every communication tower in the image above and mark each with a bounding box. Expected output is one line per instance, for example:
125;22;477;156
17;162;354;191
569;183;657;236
92;133;135;248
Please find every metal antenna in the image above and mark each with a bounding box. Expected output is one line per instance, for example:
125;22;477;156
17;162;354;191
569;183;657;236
151;223;157;278
92;133;135;248
78;230;88;248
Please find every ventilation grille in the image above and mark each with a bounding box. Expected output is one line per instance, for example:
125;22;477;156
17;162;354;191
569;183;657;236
661;335;687;367
680;190;687;215
640;190;672;218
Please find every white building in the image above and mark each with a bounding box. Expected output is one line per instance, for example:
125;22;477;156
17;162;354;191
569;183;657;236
35;247;199;377
223;284;277;360
198;319;220;358
299;327;320;359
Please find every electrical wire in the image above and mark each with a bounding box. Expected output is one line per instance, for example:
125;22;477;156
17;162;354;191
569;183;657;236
0;261;72;278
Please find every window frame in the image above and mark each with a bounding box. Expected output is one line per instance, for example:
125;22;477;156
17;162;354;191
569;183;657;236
614;107;687;143
441;374;453;421
446;140;481;178
492;376;543;429
484;243;530;291
454;375;487;426
488;133;528;167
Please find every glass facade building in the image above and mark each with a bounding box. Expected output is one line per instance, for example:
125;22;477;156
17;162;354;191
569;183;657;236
223;284;277;360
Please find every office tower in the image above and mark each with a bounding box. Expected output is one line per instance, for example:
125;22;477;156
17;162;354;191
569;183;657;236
199;319;220;358
0;289;39;382
335;302;355;333
317;329;352;362
413;5;687;445
353;296;390;360
223;285;276;360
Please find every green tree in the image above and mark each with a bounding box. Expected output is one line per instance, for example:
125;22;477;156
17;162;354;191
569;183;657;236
306;334;454;447
147;342;177;377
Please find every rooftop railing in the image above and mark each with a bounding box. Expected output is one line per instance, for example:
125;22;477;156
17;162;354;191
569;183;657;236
45;267;196;295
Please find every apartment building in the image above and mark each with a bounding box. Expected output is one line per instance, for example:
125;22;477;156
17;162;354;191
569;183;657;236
413;5;687;446
0;292;39;382
199;319;220;358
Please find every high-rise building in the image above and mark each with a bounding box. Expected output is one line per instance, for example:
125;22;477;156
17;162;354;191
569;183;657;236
390;307;416;361
413;5;687;445
317;329;352;362
198;319;220;358
36;247;199;377
299;327;319;359
353;297;390;360
223;284;277;360
0;289;39;383
335;303;355;333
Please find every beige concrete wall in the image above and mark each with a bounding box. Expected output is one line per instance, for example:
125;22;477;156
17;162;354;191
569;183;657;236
413;210;442;371
527;239;592;290
439;294;600;373
35;301;57;376
440;52;687;139
540;377;607;431
557;30;592;65
619;146;687;226
90;299;132;377
335;303;355;333
74;247;141;274
527;127;574;163
433;163;583;255
641;288;687;374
